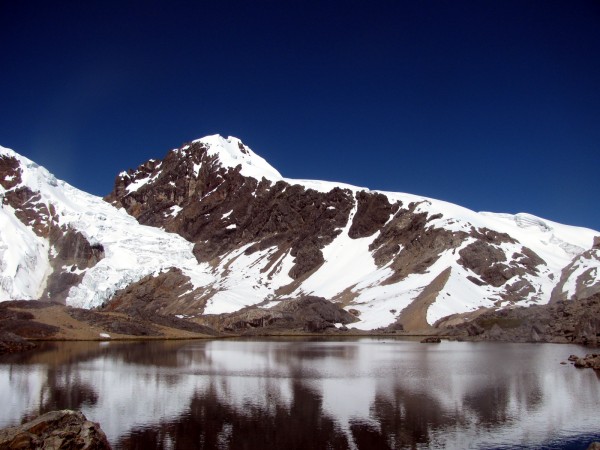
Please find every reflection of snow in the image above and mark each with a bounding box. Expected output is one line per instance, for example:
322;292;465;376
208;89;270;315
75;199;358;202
1;340;599;448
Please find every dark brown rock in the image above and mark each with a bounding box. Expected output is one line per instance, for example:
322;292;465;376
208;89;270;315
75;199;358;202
41;227;105;303
104;268;196;314
420;336;441;343
0;154;23;190
99;268;219;335
348;191;394;239
439;293;600;344
0;301;60;341
3;186;58;237
0;331;36;354
369;207;466;284
458;240;513;287
67;308;162;337
106;141;355;280
215;296;357;333
0;409;111;449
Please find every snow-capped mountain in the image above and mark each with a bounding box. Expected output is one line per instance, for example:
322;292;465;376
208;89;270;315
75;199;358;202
1;135;599;330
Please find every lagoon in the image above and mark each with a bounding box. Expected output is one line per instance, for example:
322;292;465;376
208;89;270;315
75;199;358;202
1;338;599;449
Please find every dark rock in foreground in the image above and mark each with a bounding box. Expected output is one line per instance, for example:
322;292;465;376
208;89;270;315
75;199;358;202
0;410;111;449
420;336;441;343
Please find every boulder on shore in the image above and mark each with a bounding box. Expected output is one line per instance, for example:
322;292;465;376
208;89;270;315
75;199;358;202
0;410;111;449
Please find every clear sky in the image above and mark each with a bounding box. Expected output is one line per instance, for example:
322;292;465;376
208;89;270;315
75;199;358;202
1;1;599;231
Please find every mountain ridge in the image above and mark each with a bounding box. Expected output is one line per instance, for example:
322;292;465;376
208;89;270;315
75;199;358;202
1;136;599;331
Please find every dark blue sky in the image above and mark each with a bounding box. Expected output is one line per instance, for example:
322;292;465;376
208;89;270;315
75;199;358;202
1;1;599;230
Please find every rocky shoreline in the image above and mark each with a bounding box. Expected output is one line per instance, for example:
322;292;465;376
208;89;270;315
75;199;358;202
1;294;599;355
435;293;600;345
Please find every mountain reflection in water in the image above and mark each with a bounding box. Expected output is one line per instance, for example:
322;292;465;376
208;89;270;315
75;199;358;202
1;338;599;449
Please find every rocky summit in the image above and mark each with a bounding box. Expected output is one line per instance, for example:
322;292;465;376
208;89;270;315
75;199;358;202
1;135;599;332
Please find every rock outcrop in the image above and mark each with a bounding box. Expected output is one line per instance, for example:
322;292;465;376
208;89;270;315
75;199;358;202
0;410;111;449
206;296;357;333
438;293;600;344
105;140;355;281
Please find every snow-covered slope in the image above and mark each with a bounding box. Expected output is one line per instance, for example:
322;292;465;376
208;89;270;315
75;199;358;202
2;136;599;331
0;145;213;308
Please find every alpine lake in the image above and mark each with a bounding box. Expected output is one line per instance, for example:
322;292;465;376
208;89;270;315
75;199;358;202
1;338;599;449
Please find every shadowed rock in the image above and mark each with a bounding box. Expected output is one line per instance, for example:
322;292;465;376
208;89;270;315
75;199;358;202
0;410;111;449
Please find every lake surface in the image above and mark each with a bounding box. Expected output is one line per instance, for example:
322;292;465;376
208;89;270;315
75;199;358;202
0;338;599;449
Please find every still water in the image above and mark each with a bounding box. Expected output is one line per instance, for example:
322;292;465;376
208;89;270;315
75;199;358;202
0;338;599;449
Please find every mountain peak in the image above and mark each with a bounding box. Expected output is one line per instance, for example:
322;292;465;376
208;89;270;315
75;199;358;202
188;134;282;182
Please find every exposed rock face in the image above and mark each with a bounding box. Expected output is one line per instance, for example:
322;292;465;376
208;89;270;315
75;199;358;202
456;228;547;303
105;140;354;280
101;269;219;335
209;296;357;333
0;154;22;189
1;154;105;304
438;293;600;345
348;191;396;239
42;227;105;303
0;410;111;449
550;245;600;303
103;268;197;314
368;205;466;285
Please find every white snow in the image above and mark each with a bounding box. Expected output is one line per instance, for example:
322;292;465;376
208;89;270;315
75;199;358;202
166;205;182;218
0;145;213;308
0;203;50;300
561;249;600;299
193;135;282;182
